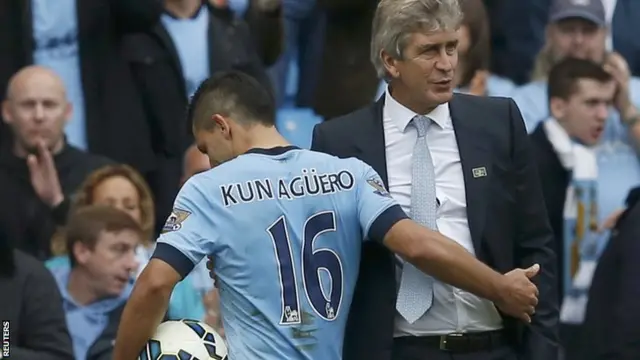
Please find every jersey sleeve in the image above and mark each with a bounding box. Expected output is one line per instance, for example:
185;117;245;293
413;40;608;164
355;162;409;243
152;177;219;279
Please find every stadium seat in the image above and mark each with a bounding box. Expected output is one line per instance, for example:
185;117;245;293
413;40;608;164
276;107;322;149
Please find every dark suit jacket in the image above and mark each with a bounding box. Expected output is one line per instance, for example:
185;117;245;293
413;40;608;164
0;0;163;172
529;123;571;300
311;94;559;360
580;187;640;360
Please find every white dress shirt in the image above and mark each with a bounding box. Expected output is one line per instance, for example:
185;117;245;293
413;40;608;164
382;90;503;336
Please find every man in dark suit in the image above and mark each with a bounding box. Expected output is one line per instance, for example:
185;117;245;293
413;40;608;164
311;0;559;359
580;186;640;360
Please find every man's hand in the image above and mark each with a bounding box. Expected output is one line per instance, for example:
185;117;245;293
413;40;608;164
604;52;635;119
27;140;64;208
494;264;540;323
599;208;626;232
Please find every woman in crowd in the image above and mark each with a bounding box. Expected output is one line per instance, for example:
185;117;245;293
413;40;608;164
46;164;205;321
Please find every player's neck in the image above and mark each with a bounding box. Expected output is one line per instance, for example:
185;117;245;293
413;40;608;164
66;268;102;305
243;128;291;151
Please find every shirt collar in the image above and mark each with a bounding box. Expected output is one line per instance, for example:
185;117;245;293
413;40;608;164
384;88;451;132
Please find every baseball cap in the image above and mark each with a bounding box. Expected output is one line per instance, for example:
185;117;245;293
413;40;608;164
549;0;606;26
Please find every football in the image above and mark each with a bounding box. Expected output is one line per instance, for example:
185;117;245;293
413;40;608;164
138;319;228;360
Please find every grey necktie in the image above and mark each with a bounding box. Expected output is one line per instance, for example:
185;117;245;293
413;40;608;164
395;115;437;324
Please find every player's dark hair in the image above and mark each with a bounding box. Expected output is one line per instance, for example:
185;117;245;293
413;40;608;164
187;71;276;130
548;57;612;101
66;205;143;268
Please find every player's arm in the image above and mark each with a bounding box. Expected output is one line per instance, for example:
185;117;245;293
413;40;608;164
356;165;539;322
113;180;213;360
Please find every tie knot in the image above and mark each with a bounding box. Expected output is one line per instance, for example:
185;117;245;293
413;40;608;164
413;115;430;138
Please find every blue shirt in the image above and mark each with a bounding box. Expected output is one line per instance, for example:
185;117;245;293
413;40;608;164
153;146;406;359
31;0;88;149
161;7;211;98
47;263;130;360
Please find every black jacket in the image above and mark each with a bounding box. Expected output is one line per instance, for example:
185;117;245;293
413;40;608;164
580;187;640;360
0;145;112;259
0;250;74;360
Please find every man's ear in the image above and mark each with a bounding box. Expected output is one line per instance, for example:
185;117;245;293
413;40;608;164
381;50;401;80
549;97;567;120
2;100;12;125
212;114;232;140
73;241;93;266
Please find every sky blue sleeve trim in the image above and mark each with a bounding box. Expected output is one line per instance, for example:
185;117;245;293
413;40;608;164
368;204;408;243
152;243;197;279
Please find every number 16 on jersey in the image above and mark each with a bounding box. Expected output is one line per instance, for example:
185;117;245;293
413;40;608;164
267;211;344;325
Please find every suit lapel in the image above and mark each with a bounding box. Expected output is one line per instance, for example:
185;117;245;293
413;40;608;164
355;98;389;187
450;95;492;250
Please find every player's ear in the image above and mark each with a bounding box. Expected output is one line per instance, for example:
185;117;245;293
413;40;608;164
212;114;232;139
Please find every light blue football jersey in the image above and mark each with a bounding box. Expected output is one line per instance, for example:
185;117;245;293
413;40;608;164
153;146;407;359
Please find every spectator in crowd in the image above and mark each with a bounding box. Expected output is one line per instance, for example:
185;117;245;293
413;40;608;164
0;66;111;259
46;164;205;321
511;0;640;261
182;144;211;183
124;0;281;235
269;0;324;107
454;0;515;97
312;0;558;359
0;0;163;174
49;205;142;360
0;220;74;360
528;58;616;360
487;0;640;84
581;186;640;360
512;0;640;134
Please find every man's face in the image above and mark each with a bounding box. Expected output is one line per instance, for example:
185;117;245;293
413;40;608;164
386;29;459;108
553;78;615;146
547;18;607;64
2;72;70;153
75;230;140;298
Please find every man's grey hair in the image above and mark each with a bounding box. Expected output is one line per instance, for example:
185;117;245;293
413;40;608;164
371;0;463;80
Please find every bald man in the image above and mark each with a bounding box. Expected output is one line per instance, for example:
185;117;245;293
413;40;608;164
0;66;111;259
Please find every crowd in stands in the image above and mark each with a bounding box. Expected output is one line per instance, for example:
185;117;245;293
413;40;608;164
1;0;640;359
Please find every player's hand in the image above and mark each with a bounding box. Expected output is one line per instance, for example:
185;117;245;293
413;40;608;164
206;255;219;287
494;264;540;323
27;140;64;208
